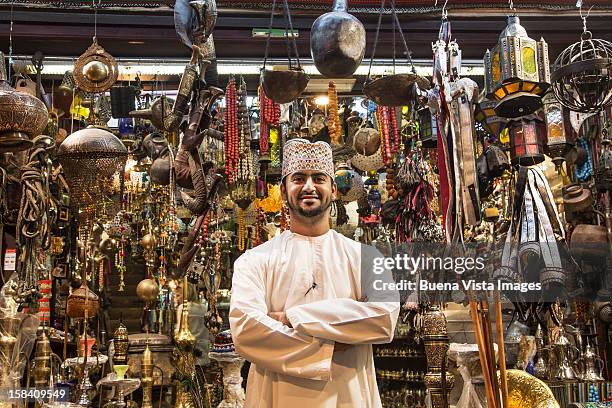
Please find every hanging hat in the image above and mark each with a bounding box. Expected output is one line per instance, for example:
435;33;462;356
282;138;334;180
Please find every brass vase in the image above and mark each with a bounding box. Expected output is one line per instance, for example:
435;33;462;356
174;302;196;408
0;51;49;152
423;306;453;408
33;328;52;387
0;315;20;388
141;342;154;408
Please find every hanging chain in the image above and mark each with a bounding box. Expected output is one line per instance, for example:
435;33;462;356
391;0;416;73
366;0;386;83
578;1;594;39
92;0;102;42
262;0;278;70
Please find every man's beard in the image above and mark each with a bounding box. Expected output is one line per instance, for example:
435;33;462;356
287;193;332;219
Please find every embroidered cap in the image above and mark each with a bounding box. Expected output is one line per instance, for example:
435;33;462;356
282;138;334;180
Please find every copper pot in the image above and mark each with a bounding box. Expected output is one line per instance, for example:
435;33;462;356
310;0;366;78
0;52;48;152
570;224;608;260
261;69;310;104
66;283;100;319
563;183;593;214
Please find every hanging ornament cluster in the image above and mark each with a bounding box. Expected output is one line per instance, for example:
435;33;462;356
327;81;342;145
224;77;239;183
377;105;399;166
259;86;280;155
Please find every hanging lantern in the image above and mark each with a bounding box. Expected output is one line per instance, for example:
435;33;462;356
509;118;546;166
474;98;508;139
57;126;128;207
484;16;550;118
418;106;437;148
542;91;573;169
551;33;612;113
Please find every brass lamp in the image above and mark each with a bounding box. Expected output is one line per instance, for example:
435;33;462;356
509;118;546;166
542;91;574;169
418;106;438;148
484;16;550;118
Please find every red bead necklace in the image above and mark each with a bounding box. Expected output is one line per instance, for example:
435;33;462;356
224;78;239;183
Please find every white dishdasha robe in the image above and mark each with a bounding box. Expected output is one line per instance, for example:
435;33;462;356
229;229;400;408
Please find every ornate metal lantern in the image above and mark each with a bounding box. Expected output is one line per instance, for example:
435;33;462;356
551;32;612;113
542;91;574;168
509;118;546;166
0;52;48;152
475;98;507;139
484;16;550;118
418;106;438;148
57;126;128;207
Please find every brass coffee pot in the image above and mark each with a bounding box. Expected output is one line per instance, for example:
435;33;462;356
551;330;579;382
575;340;605;382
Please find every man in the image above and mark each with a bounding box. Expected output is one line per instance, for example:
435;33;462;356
229;139;399;408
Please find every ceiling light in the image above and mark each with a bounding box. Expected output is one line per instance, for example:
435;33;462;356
314;95;329;106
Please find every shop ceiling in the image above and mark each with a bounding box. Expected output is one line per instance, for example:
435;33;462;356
0;0;611;92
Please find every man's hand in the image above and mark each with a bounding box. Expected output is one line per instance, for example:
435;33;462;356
268;311;292;327
334;342;353;353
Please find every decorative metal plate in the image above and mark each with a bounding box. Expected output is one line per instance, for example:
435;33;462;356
73;40;118;94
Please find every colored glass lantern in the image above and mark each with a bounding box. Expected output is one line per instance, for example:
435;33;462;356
484;16;550;118
542;91;573;168
418;106;438;148
475;98;508;139
509;118;546;166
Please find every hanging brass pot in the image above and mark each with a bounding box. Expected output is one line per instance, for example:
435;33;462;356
0;52;48;152
261;68;310;104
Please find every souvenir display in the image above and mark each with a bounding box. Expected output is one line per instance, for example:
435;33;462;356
2;1;612;408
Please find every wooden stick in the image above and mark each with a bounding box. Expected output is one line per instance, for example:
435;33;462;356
494;290;509;408
469;295;496;408
481;299;501;408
